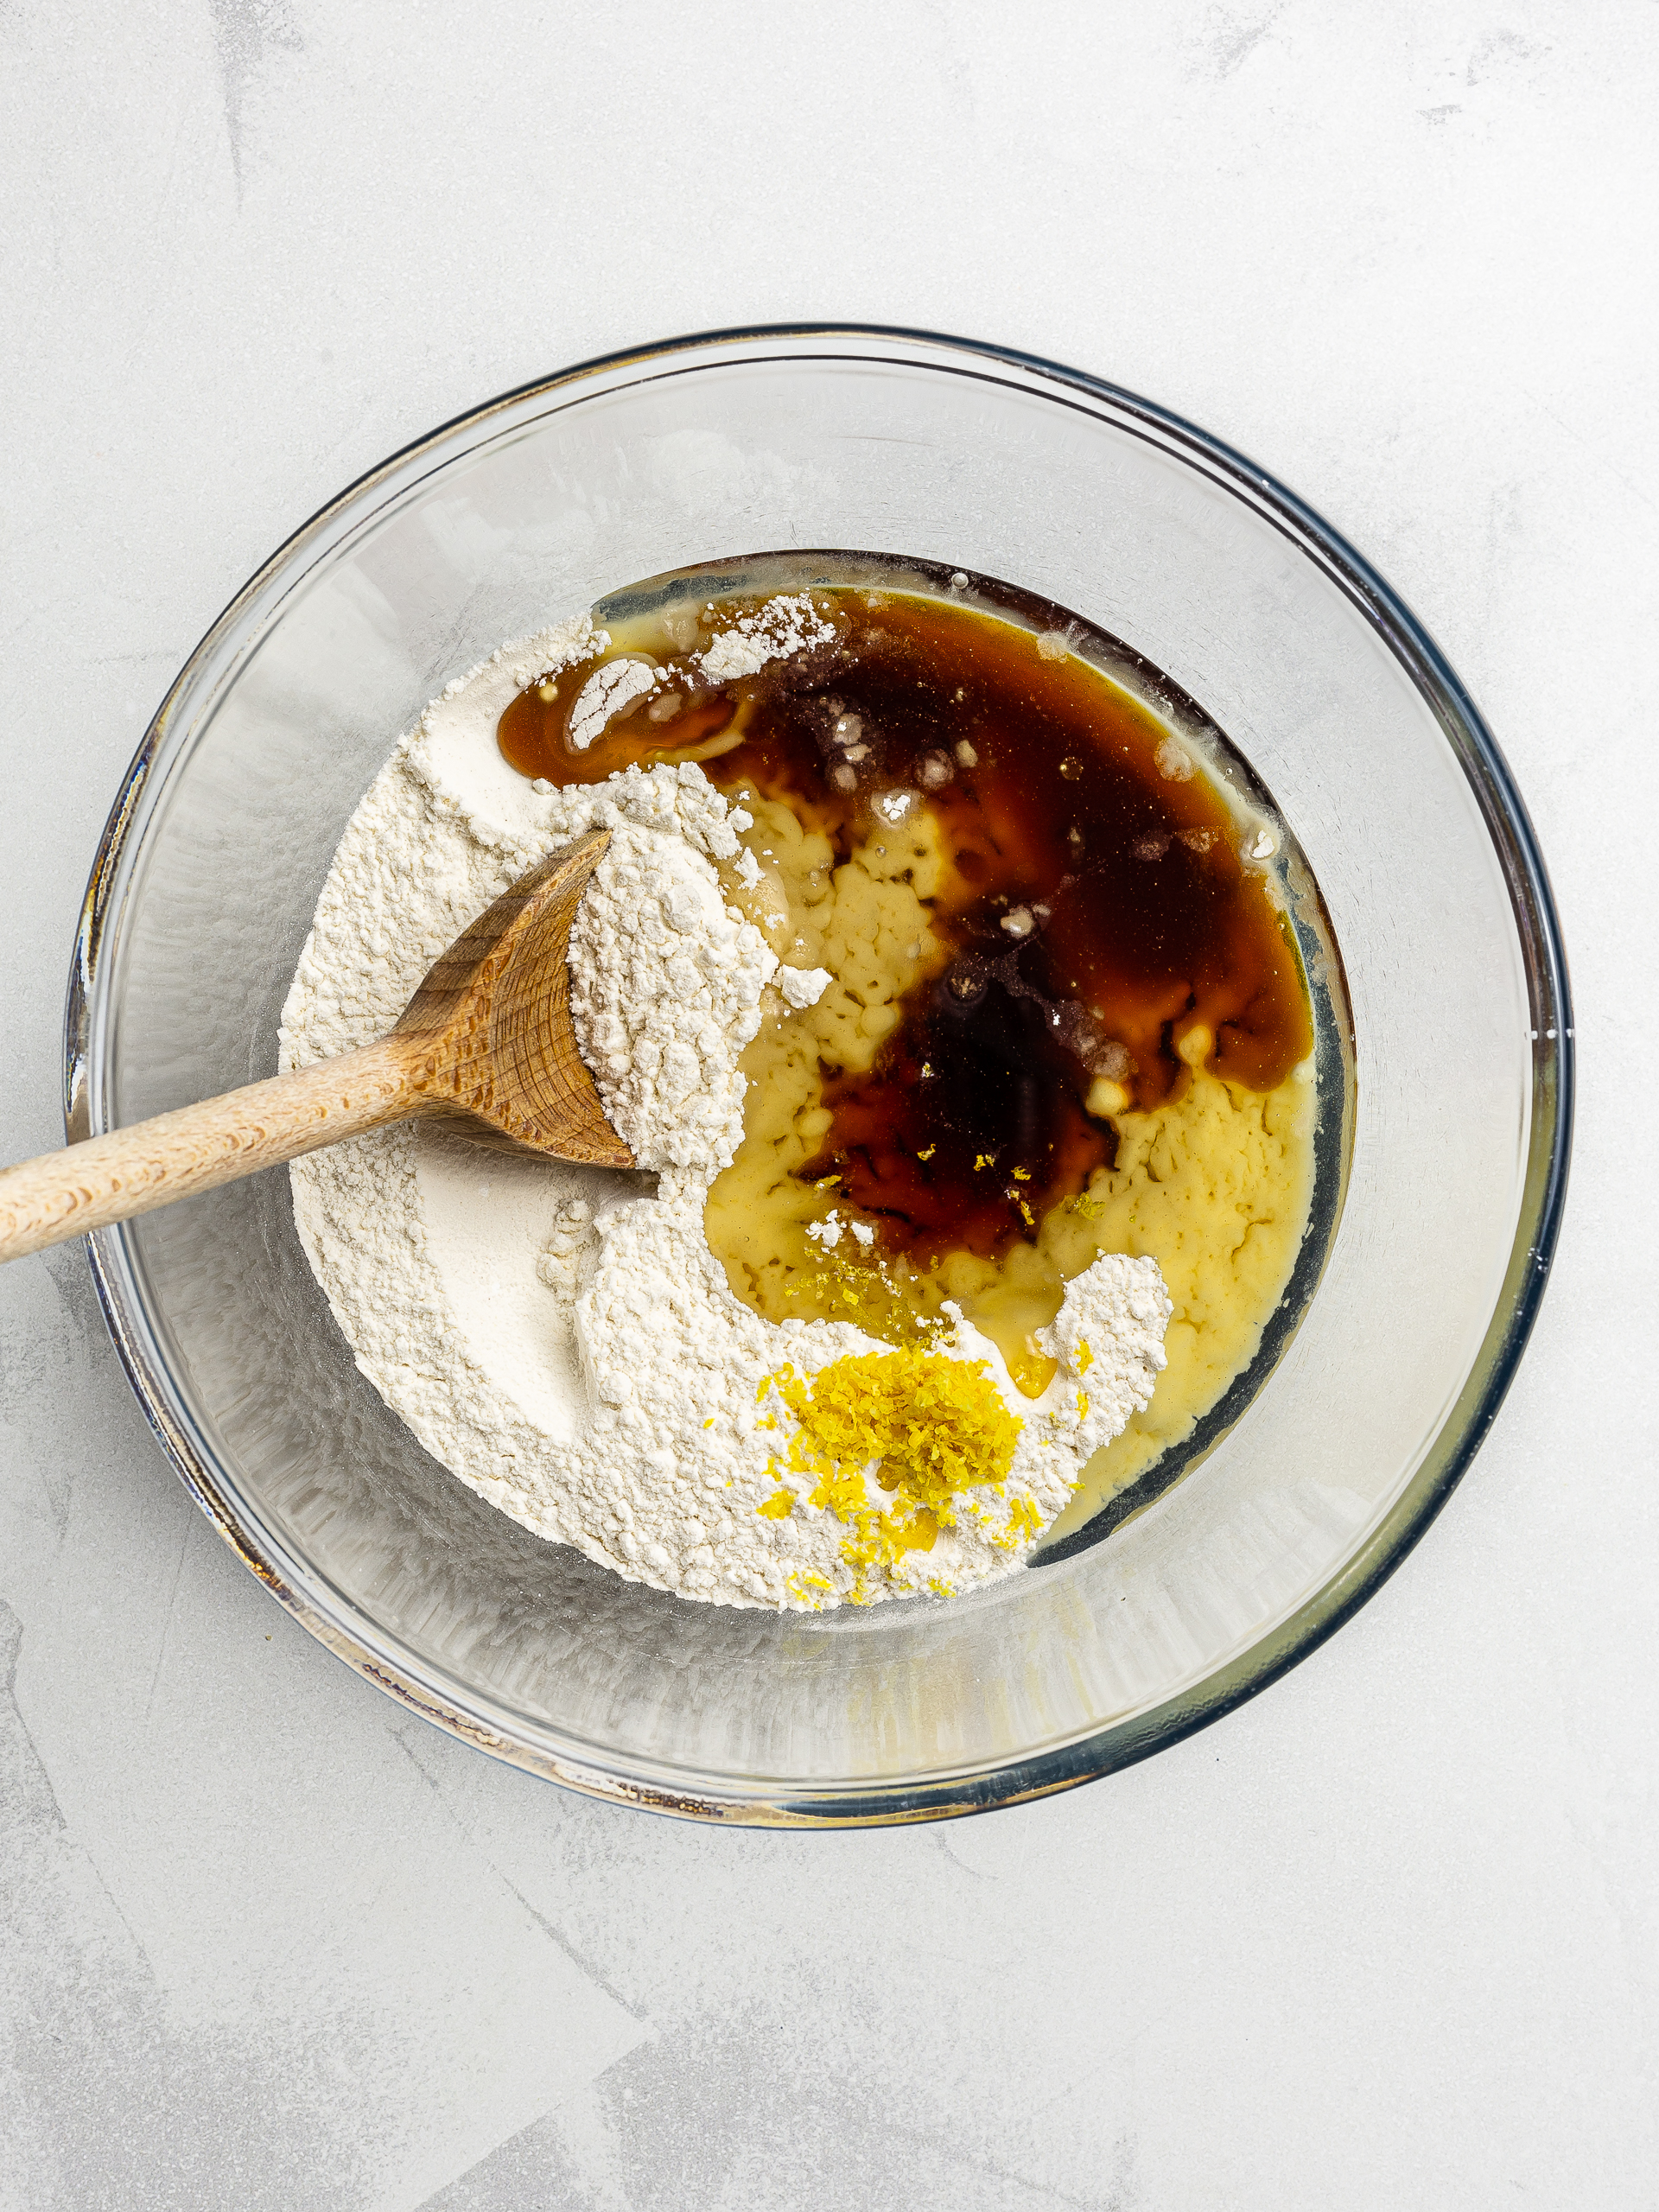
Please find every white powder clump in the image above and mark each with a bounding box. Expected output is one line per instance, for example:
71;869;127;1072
1037;1257;1175;1461
280;603;1172;1612
569;823;773;1171
696;594;834;683
777;964;831;1011
567;657;657;750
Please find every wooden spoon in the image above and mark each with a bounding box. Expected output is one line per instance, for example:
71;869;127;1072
0;830;632;1265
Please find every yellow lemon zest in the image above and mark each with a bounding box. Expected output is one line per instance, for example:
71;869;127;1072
1004;1494;1043;1545
756;1489;795;1520
1077;1339;1094;1374
760;1344;1022;1580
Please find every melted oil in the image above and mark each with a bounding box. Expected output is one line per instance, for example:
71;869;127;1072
499;588;1311;1270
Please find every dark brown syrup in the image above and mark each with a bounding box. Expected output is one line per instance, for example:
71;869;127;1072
498;593;1311;1266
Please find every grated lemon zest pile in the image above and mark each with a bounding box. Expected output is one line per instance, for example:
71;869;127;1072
755;1345;1023;1598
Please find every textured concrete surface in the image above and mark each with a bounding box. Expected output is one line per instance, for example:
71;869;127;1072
3;4;1656;2206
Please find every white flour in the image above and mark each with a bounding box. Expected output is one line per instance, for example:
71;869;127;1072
696;594;835;683
568;816;772;1172
564;596;835;751
281;608;1171;1610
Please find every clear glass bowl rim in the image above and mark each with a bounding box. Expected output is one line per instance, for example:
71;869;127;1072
66;323;1575;1826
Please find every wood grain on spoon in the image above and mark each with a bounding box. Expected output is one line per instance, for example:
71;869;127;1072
0;831;631;1264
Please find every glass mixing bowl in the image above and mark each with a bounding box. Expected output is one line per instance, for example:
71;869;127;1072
69;327;1571;1825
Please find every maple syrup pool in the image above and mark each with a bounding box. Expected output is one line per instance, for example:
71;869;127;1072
499;556;1351;1547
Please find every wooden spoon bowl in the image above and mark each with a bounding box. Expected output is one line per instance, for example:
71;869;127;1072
0;831;630;1263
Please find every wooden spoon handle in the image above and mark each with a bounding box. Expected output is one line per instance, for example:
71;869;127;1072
0;1036;426;1263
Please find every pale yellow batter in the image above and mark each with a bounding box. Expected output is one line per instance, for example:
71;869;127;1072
703;781;1316;1543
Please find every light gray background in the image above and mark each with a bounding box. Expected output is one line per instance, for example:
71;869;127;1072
3;4;1654;2207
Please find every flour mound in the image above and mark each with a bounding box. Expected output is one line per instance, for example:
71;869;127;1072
570;816;775;1172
